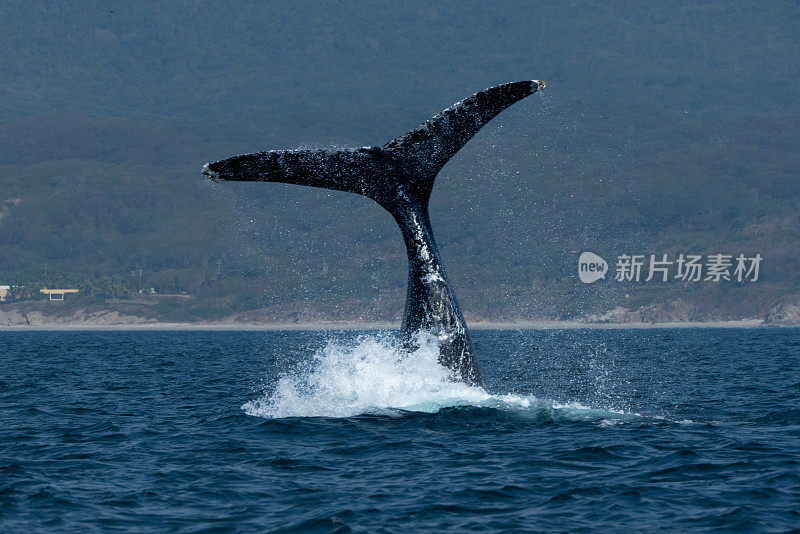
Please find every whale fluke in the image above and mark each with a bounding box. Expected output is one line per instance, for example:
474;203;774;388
203;80;545;385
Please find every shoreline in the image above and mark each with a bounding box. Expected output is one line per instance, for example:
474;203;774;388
0;319;782;332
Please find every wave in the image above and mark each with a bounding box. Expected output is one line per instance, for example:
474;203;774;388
242;332;648;422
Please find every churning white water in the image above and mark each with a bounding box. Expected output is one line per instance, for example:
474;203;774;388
242;332;643;421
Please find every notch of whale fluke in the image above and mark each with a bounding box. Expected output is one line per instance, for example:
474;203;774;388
202;81;545;386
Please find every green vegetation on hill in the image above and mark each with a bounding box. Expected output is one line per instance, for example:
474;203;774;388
0;1;797;321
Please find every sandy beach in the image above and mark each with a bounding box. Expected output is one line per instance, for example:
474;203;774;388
0;319;772;331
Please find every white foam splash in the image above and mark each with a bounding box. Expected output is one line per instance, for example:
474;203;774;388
244;332;479;418
242;333;642;421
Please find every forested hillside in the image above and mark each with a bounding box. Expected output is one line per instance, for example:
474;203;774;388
1;1;798;321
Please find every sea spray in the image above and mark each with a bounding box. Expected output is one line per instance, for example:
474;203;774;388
242;332;488;418
242;331;641;421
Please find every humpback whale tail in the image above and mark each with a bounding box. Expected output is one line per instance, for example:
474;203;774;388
203;80;545;385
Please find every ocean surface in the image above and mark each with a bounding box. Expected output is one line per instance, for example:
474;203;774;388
0;328;798;532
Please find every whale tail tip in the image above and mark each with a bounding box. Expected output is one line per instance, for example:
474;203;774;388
202;163;221;182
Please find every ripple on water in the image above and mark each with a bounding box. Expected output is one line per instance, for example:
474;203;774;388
0;329;798;531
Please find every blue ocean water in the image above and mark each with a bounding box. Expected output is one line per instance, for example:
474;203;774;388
0;328;798;532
